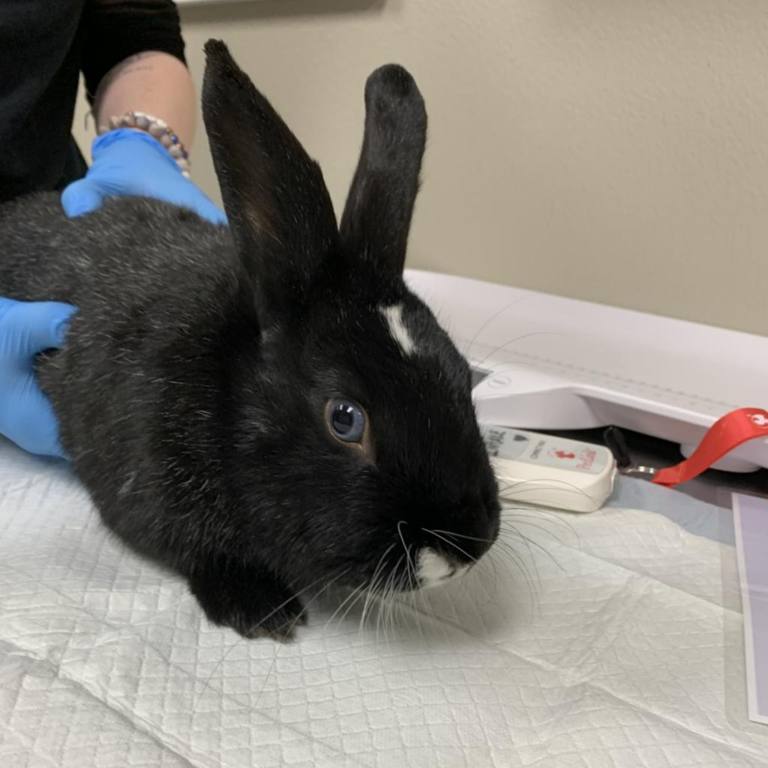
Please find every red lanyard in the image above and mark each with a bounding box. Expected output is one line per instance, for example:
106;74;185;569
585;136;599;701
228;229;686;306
652;408;768;487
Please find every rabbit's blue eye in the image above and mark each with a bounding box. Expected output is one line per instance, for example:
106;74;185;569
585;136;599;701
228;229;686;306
327;399;366;443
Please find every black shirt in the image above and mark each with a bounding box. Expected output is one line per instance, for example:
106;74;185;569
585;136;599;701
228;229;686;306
0;0;186;202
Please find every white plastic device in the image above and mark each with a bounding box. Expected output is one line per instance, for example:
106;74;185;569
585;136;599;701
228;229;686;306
480;424;617;512
405;270;768;473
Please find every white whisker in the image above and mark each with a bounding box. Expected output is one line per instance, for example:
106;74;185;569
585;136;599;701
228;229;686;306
423;528;477;564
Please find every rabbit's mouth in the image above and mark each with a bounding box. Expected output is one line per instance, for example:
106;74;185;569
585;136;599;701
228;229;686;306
415;548;470;589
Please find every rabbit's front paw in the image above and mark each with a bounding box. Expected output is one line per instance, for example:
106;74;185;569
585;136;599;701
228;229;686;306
189;560;305;642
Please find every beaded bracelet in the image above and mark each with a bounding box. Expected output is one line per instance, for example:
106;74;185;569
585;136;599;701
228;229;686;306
98;111;191;177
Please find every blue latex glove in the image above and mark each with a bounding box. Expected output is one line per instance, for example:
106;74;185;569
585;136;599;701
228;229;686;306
0;298;76;458
61;128;226;225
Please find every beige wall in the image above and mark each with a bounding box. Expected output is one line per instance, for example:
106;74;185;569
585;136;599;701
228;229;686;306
74;0;768;335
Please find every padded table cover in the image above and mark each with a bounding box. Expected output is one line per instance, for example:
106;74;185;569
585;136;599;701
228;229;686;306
1;443;766;768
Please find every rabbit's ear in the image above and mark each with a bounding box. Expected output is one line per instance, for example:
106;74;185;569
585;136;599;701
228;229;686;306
202;40;338;318
339;65;427;276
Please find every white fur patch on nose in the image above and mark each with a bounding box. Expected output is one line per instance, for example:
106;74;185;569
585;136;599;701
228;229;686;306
416;547;468;589
380;303;416;356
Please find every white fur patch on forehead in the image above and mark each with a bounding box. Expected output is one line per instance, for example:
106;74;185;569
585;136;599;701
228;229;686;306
416;547;468;589
380;303;416;356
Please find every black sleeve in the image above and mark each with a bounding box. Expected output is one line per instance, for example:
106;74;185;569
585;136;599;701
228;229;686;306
81;0;187;103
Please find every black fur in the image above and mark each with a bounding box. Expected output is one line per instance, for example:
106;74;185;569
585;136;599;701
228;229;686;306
0;41;499;640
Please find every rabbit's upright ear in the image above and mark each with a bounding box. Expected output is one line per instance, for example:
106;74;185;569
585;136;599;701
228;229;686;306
202;40;338;319
340;64;427;276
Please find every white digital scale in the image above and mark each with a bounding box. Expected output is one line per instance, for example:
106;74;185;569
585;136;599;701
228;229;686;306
405;269;768;511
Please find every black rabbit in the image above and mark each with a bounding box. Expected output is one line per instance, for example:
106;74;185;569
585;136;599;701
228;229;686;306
0;41;500;640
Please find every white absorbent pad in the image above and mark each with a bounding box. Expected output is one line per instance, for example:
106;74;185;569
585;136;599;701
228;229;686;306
0;443;766;768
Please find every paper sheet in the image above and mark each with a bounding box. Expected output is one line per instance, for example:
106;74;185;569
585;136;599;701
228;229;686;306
1;443;767;767
734;493;768;726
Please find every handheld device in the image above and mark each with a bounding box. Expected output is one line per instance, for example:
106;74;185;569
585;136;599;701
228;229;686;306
480;424;617;512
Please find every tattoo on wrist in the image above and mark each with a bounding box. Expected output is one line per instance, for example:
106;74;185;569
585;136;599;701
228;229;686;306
95;51;157;97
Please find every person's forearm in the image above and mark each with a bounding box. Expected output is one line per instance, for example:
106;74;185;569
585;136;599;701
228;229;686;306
93;51;196;148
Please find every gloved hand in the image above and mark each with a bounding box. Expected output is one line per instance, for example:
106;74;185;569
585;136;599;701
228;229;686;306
0;298;76;458
61;128;226;225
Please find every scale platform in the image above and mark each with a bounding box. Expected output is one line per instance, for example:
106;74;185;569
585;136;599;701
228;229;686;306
405;270;768;473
